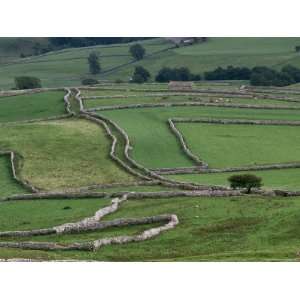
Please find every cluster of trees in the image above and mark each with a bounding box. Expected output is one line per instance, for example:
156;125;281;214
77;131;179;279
204;66;252;80
204;65;300;86
155;67;201;82
250;65;300;86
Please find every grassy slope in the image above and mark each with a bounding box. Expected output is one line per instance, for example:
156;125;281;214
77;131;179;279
0;119;135;190
176;123;300;168
0;156;26;198
100;106;300;169
168;169;300;191
0;91;66;123
104;37;300;80
1;38;300;88
0;38;49;63
0;39;172;89
1;196;300;261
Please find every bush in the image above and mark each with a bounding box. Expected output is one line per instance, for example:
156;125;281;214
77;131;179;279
228;174;262;194
295;46;300;52
129;44;146;60
81;78;99;85
131;66;151;83
88;52;101;74
115;79;124;84
14;76;42;90
155;67;201;82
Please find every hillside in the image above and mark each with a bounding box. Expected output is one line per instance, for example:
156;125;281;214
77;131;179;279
0;37;300;89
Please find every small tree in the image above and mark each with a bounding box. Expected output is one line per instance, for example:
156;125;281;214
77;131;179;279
131;66;150;83
228;174;262;194
129;44;146;60
295;46;300;52
14;76;41;89
88;52;101;74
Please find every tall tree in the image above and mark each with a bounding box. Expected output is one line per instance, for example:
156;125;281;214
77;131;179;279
88;52;101;74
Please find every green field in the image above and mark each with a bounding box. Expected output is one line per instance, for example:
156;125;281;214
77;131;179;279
168;168;300;191
176;122;300;168
0;119;135;190
100;106;300;169
0;155;26;198
1;196;300;261
0;91;66;123
1;38;300;262
1;38;300;88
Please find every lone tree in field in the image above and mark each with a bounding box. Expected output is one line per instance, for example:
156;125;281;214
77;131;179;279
129;44;146;60
228;174;262;194
131;66;150;83
88;52;101;74
15;76;41;89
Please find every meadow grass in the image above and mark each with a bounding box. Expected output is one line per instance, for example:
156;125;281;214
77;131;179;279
0;91;66;123
0;119;136;190
100;106;300;168
176;122;300;168
168;168;300;191
103;37;300;81
0;198;109;231
1;195;300;261
83;95;300;109
0;156;26;198
0;39;172;89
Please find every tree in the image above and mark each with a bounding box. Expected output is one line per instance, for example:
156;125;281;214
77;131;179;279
295;46;300;52
129;44;146;60
132;66;150;83
228;174;262;194
88;52;101;74
15;76;41;89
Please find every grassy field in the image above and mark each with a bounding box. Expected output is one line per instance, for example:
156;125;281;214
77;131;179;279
83;94;300;109
0;119;135;190
0;91;66;123
100;106;300;169
168;168;300;191
1;38;300;88
0;156;26;198
103;37;300;81
0;39;172;89
176;122;300;168
1;195;300;261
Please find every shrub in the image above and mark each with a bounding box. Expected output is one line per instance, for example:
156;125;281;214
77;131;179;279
129;44;146;60
228;174;262;194
131;66;151;83
14;76;42;89
81;78;99;85
295;46;300;52
88;52;101;74
115;79;124;84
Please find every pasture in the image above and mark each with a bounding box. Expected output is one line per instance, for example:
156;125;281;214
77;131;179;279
1;78;300;261
0;91;66;123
